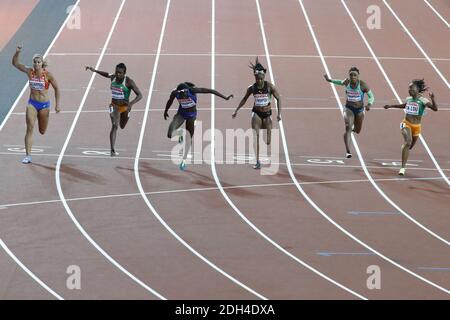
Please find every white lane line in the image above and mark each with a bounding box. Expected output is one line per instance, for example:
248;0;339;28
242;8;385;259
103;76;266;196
0;0;81;300
132;0;265;300
0;175;446;210
300;0;449;294
47;52;450;61
341;0;450;242
383;0;449;89
54;0;165;300
0;239;63;300
240;0;367;299
1;151;450;173
423;0;450;29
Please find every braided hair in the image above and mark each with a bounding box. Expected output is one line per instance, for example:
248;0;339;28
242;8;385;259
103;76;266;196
410;79;428;93
249;57;267;73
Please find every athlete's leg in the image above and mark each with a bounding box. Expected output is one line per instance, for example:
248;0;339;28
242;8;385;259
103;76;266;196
182;118;195;161
167;113;185;139
353;110;365;134
410;135;419;150
109;105;120;155
400;126;413;173
261;116;272;145
251;113;262;169
25;105;38;156
343;108;354;157
119;109;130;129
37;108;50;135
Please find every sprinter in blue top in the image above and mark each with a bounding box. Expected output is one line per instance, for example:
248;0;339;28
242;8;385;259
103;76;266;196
324;67;374;158
164;82;233;170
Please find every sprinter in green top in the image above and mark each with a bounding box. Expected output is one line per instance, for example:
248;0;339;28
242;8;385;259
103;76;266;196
86;63;142;156
324;67;374;159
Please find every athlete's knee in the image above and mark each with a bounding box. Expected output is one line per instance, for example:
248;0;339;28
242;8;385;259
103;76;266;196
111;123;119;131
26;125;34;134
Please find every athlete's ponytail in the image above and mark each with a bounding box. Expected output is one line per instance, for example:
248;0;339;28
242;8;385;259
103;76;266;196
249;57;266;73
411;78;428;93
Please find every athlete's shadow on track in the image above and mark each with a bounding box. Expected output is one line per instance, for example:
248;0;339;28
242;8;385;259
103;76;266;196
58;164;106;184
117;162;261;197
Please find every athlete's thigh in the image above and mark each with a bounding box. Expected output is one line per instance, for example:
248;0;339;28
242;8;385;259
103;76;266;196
251;113;262;132
344;108;354;127
26;105;38;128
37;108;50;132
109;105;120;125
185;118;196;137
353;111;364;132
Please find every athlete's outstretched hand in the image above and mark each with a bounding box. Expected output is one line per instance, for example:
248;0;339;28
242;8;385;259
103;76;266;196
365;104;371;111
323;74;331;82
164;111;169;120
226;94;234;100
85;66;95;72
429;92;435;100
232;110;238;119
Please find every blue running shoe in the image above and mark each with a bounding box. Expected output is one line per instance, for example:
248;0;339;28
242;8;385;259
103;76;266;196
179;159;186;171
253;160;261;170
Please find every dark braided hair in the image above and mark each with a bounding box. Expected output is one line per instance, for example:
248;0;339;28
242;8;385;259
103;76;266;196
410;79;428;93
348;66;360;74
249;57;267;73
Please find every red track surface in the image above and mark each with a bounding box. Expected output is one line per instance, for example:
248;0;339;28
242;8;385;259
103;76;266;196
0;0;448;299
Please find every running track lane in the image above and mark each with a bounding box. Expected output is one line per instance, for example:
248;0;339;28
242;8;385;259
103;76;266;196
214;0;448;299
340;0;450;240
0;0;161;299
215;0;395;299
56;0;258;299
294;2;448;287
134;0;357;299
294;0;449;290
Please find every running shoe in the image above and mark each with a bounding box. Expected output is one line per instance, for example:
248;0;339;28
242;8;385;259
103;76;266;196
346;152;352;159
253;160;261;170
179;159;186;171
110;150;119;157
22;155;32;164
398;168;406;176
